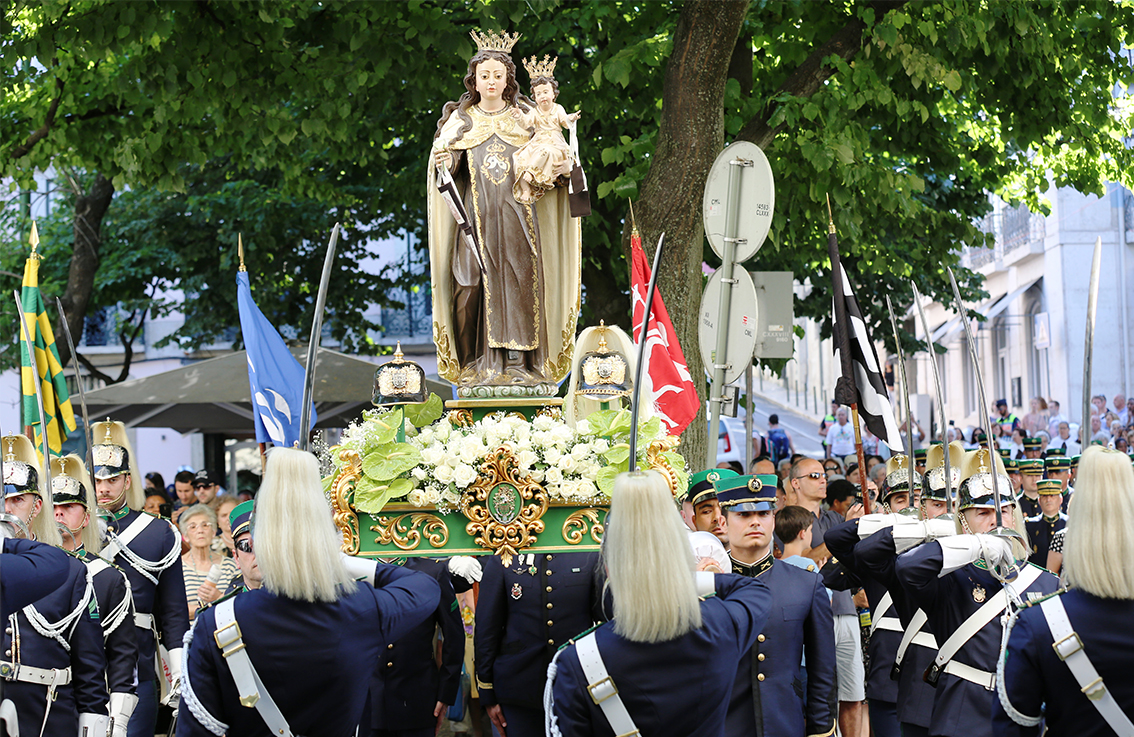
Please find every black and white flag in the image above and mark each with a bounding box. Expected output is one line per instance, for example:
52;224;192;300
832;263;903;447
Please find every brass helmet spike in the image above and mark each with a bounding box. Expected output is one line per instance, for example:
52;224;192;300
103;419;113;444
4;438;13;462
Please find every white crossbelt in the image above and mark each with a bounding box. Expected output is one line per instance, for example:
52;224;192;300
870;592;896;635
575;632;640;737
932;565;1043;689
895;609;936;667
0;662;71;687
101;514;179;585
214;598;295;737
1041;596;1134;735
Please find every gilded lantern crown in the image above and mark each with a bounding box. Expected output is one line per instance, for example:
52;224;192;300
523;54;557;80
577;323;632;399
373;343;428;406
470;29;521;54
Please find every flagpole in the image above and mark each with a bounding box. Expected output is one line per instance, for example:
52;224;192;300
826;196;871;513
298;223;340;452
238;233;269;472
628;231;666;472
885;295;919;511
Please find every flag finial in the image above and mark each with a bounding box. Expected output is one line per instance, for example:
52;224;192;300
29;221;40;255
238;234;246;272
825;194;836;235
629;200;638;235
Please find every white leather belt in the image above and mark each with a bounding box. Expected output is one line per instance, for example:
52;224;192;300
576;632;639;737
1042;596;1134;733
943;661;994;691
870;592;894;635
872;616;903;633
0;662;72;687
215;598;294;737
135;612;154;629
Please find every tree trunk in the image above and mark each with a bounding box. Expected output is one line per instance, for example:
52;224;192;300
56;173;114;370
626;0;750;473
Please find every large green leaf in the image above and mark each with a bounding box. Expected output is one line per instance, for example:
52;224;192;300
354;477;414;514
361;442;422;481
404;393;444;428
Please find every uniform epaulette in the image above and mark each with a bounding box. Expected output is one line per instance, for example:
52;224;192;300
1018;585;1069;610
557;623;602;653
62;547;86;560
1024;514;1042;523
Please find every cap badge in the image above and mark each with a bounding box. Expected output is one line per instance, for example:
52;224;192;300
747;478;763;493
707;471;720;483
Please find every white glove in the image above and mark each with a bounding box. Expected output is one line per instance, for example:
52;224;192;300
78;712;109;737
857;513;903;538
448;556;483;584
109;692;138;737
688;531;731;574
340;553;378;585
884;516;957;553
694;571;716;597
937;534;1013;577
160;647;183;708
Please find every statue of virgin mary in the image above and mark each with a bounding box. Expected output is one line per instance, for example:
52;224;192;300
428;30;581;397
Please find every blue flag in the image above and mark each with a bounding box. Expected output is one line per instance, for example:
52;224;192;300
236;271;316;446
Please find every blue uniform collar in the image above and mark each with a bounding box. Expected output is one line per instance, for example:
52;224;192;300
729;552;774;578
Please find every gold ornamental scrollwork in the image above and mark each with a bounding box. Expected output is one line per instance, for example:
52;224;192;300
535;405;563;422
330;448;362;555
448;409;474;428
647;435;682;497
462;445;548;566
371;513;450;551
562;508;605;545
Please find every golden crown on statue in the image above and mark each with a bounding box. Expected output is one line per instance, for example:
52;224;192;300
469;29;521;54
523;54;557;79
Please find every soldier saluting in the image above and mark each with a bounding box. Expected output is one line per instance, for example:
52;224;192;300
91;420;188;736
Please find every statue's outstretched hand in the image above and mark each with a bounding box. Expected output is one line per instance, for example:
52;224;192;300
568;111;581;123
434;149;453;171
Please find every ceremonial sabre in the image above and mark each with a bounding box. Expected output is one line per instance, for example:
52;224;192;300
298;223;340;452
885;295;919;511
1081;237;1102;450
55;298;94;469
14;290;52;495
946;267;1011;535
910;283;955;518
436;164;486;272
628;232;665;472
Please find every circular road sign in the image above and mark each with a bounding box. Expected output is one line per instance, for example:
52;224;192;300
703;141;775;263
698;266;760;386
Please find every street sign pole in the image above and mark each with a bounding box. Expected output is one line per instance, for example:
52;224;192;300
706;158;748;469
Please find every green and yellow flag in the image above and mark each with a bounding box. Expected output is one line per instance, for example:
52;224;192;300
20;222;76;455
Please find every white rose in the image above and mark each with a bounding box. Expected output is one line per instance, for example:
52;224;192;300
592;438;610;453
528;468;545;484
420;446;442;466
435;465;454;484
411;467;428;481
441;490;461;506
407;490;428;506
551;425;574;445
425;487;441;504
514;425;531;446
576;418;592;435
453;464;478;488
435;421;451;441
571;443;591;461
544;448;562;466
575;477;598;498
579;463;600;481
533;415;555;432
545;466;563;485
459;437;483;463
517;449;540;470
557;454;577;473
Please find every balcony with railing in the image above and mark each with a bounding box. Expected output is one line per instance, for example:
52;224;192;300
962;201;1046;269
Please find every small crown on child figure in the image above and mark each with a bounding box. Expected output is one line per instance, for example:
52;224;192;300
469;29;521;54
523;54;557;80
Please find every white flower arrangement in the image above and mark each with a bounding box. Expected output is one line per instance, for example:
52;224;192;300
325;396;688;515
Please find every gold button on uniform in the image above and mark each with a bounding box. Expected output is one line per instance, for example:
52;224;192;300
547;603;553;609
548;639;555;645
387;644;394;650
546;570;552;576
758;654;765;661
757;634;766;642
386;662;393;668
757;673;765;681
546;586;553;592
546;554;554;561
547;620;553;626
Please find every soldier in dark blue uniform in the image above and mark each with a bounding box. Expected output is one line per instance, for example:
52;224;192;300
833;441;964;737
717;473;837;737
1016;459;1043;519
547;471;772;737
895;447;1059;737
825;455;920;737
52;453;140;737
366;555;468;737
1;435;109;737
221;500;258;596
1023;479;1066;568
1044;454;1074;512
0;538;71;623
90;419;189;737
476;548;604;737
178;447;439;737
995;446;1134;737
679;468;737;545
1021;437;1042;460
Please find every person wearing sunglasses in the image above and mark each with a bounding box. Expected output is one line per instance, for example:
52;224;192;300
223;500;261;596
